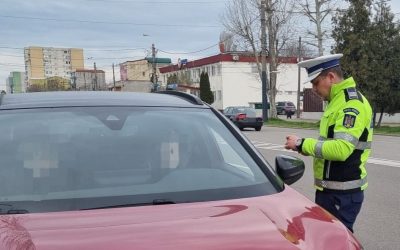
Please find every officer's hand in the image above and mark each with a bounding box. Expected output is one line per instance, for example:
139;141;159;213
285;135;300;151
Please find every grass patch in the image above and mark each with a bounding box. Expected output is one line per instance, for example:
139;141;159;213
374;126;400;136
265;118;400;136
265;118;319;129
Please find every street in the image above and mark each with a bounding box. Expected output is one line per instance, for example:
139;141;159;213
243;126;400;250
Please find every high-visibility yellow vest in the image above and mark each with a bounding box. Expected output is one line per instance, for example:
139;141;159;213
301;77;373;192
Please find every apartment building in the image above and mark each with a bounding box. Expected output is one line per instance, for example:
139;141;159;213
6;71;26;93
24;46;84;86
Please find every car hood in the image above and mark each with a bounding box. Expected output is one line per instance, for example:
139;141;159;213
0;187;361;250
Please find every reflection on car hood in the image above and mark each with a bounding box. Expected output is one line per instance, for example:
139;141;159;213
0;187;361;250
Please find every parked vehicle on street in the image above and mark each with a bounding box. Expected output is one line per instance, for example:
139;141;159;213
276;101;296;115
223;106;263;131
0;91;362;250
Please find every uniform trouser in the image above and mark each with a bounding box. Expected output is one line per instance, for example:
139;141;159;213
315;190;364;233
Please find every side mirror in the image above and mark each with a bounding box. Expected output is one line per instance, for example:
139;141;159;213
275;155;305;185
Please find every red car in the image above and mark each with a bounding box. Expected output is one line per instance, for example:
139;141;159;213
0;91;362;250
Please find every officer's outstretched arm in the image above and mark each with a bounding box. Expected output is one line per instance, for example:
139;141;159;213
301;103;366;161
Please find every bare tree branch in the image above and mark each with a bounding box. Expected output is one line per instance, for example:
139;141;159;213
221;0;295;118
296;0;338;55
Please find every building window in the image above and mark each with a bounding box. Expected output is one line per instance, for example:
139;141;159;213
142;72;145;77
211;66;215;76
213;91;216;101
217;90;222;101
217;65;221;75
64;51;68;54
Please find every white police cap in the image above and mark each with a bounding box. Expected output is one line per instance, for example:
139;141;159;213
298;54;343;83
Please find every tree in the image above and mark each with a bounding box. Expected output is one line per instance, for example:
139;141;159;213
368;2;400;126
167;74;178;84
166;71;193;86
46;76;70;91
279;39;316;57
332;0;400;127
221;0;295;118
200;72;214;104
27;84;45;92
26;77;70;92
296;0;337;56
219;31;237;52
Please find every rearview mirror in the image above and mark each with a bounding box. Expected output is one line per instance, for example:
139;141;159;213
275;155;305;185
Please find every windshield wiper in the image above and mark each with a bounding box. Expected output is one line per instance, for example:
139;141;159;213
81;199;176;210
0;204;29;215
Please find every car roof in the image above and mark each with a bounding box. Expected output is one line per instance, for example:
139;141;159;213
227;106;252;109
0;91;208;110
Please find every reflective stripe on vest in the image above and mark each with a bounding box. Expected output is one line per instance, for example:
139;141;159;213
318;135;371;150
314;141;324;158
315;178;367;190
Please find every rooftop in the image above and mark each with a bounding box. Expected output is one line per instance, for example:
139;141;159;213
75;69;106;73
159;53;301;73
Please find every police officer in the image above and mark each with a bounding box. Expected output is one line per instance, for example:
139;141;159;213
284;54;373;233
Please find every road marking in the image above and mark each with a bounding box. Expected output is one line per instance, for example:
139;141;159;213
368;157;400;168
250;140;400;168
253;143;272;147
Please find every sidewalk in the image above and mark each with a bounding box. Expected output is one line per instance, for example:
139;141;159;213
276;115;318;123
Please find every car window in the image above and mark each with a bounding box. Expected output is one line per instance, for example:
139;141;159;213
287;102;295;107
243;108;257;116
237;108;257;116
0;107;277;213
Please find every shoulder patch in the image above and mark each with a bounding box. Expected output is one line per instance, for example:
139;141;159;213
343;114;356;128
346;88;358;99
343;108;360;115
344;88;363;102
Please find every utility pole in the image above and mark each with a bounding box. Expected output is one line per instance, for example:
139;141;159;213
152;43;158;92
93;62;97;91
72;75;77;91
112;63;116;91
297;36;302;118
260;0;269;122
84;72;87;90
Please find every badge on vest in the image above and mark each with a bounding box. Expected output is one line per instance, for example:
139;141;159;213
343;114;356;128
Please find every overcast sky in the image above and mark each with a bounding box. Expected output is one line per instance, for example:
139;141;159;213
1;0;400;90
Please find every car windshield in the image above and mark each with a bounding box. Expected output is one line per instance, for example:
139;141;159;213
0;107;277;213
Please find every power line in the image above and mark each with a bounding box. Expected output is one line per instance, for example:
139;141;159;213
0;46;149;52
158;14;262;55
83;0;227;3
158;43;219;55
0;53;145;61
0;15;220;28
